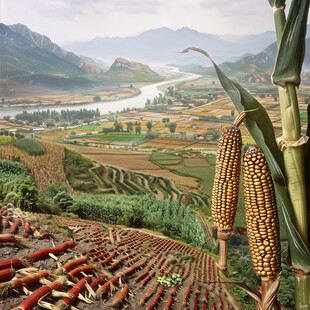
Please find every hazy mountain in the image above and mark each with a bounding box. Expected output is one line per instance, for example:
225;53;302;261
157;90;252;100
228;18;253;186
0;23;86;79
64;27;277;65
107;57;160;82
0;23;162;91
9;23;101;74
0;23;103;84
80;56;109;70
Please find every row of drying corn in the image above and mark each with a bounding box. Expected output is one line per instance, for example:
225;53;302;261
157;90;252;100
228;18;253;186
211;115;281;279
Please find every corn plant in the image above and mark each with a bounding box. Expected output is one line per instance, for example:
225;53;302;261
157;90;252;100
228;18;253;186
182;0;310;308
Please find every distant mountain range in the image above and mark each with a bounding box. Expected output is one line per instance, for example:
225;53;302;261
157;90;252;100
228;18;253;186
175;35;310;84
64;27;278;65
0;23;102;78
0;23;161;91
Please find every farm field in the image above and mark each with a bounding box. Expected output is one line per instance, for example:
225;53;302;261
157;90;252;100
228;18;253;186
62;144;199;187
0;208;238;310
0;140;72;193
151;151;216;196
64;148;207;206
42;129;96;139
141;137;197;149
95;134;146;142
1;87;139;108
300;111;308;123
0;120;34;131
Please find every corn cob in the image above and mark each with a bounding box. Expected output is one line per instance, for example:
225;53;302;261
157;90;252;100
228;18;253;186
211;113;244;229
243;146;281;278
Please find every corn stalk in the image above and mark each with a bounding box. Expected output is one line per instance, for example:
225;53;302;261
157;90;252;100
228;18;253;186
182;0;310;301
268;1;310;309
269;0;309;247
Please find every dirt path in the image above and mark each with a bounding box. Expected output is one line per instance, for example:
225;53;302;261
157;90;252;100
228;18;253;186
119;168;124;183
195;211;216;246
170;181;180;200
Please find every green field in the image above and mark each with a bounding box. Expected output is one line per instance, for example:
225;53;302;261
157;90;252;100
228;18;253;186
95;134;146;142
300;111;308;123
179;90;210;96
151;152;182;165
206;154;216;165
76;125;103;131
183;158;209;167
0;136;15;145
14;138;45;155
176;166;215;181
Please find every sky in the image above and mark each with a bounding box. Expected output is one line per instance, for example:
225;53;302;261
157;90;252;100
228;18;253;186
0;0;291;45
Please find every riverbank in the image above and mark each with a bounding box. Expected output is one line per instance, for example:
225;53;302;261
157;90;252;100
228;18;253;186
0;86;141;110
0;67;200;118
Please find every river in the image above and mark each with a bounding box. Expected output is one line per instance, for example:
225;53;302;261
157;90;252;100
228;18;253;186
0;68;200;119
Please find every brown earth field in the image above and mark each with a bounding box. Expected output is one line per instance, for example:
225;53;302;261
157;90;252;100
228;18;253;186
62;144;198;188
0;204;239;310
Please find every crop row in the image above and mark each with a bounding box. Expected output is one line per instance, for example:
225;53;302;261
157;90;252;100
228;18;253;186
0;208;237;310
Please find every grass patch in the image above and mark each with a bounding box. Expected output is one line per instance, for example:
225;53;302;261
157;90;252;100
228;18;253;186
151;152;182;165
156;159;182;165
95;134;146;142
75;125;103;131
183;158;209;167
300;111;307;123
206;154;216;166
14;138;45;155
176;166;215;180
0;135;15;145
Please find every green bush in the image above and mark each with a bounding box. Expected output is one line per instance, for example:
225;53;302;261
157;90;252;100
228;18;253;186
0;160;39;212
64;149;97;192
0;160;25;174
60;212;79;219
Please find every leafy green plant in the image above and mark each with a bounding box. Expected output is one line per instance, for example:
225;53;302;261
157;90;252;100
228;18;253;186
157;273;182;287
68;194;207;245
14;138;45;155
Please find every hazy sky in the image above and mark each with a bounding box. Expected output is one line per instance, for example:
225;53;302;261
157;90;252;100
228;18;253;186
1;0;291;45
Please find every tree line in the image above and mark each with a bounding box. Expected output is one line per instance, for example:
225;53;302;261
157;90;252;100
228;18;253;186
14;108;100;126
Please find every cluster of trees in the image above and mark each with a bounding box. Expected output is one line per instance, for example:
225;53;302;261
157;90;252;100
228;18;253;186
113;121;142;134
14;108;100;126
145;93;166;106
165;86;182;99
146;121;177;134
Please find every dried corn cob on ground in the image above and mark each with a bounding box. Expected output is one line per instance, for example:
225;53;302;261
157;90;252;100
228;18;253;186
243;146;281;278
211;121;242;229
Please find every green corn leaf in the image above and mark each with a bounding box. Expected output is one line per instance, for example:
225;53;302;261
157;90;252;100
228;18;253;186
181;47;310;272
272;0;310;87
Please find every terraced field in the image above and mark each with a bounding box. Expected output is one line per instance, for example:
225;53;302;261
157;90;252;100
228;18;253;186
91;165;208;206
142;137;197;149
0;206;237;310
63;144;199;188
151;151;216;197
